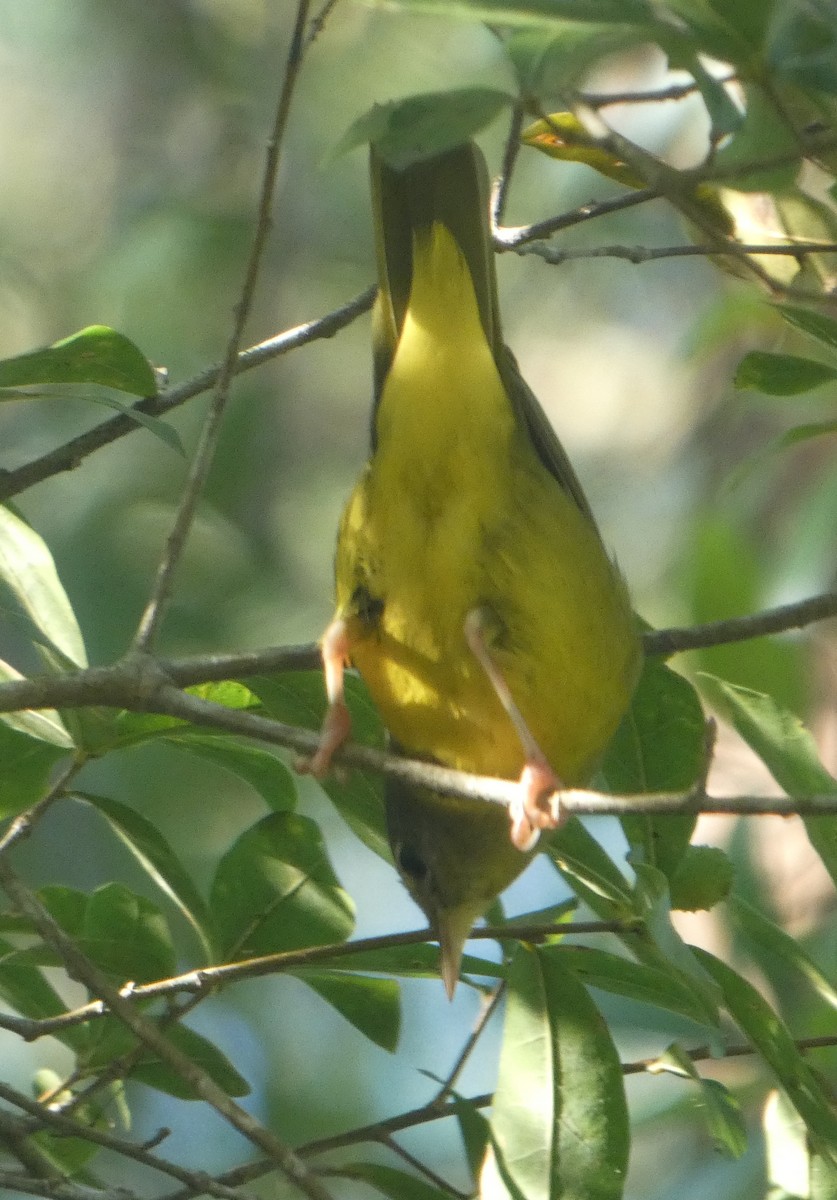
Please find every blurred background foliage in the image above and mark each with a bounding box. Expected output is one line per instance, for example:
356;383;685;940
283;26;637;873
0;1;835;1198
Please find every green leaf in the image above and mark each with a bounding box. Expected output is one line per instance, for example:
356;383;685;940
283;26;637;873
294;970;400;1052
734;350;837;394
650;1043;748;1158
563;945;719;1027
251;672;390;860
0;505;87;666
313;939;501;983
548;818;634;916
604;657;705;884
712;84;801;192
0;325;157;396
696;948;837;1164
0;721;68;818
686;54;744;138
487;944;628;1200
0;935;88;1051
77;792;212;961
632;864;721;1014
356;0;659;25
506;23;645;95
81;882;176;983
454;1097;491;1183
130;1023;249;1099
39;885;87;936
732;895;837;1010
335;1162;450;1200
768;4;837;94
775;418;837;449
75;391;184;455
699;677;837;890
668;844;733;912
333;88;512;168
162;733;297;812
107;679;260;750
40;881;175;983
778;305;837;354
210;812;355;959
0;658;74;747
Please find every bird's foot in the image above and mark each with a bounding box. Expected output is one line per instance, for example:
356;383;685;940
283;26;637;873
508;758;566;852
297;698;352;779
295;618;352;779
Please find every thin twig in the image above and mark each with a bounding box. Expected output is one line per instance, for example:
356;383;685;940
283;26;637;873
492;102;525;229
513;239;837;266
494;187;658;248
0;664;834;816
133;0;313;652
0;921;627;1040
435;983;506;1104
622;1033;837;1075
0;856;335;1200
0;1173;129;1200
0;756;85;856
645;591;837;657
0;288;374;504
578;75;735;108
0;1082;255;1200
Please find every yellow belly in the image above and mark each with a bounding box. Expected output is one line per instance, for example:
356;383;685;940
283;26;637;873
333;220;639;785
338;431;639;784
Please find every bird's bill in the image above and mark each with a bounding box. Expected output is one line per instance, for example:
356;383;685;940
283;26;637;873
436;905;480;1000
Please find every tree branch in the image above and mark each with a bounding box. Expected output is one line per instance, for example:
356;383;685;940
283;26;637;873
0;287;374;504
513;239;837;266
0;1082;252;1200
645;591;837;656
133;0;313;652
0;856;335;1200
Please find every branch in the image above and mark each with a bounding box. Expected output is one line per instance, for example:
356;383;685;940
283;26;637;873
645;591;837;656
513;239;837;266
0;1172;129;1200
0;658;835;816
0;921;629;1040
578;76;735;108
159;1022;837;1198
494;187;658;249
0;286;374;503
133;0;312;652
0;1082;250;1200
0;857;335;1200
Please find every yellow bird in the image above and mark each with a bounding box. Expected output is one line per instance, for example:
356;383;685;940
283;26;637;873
306;141;641;994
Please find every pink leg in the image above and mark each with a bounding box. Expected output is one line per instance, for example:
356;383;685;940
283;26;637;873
298;618;352;778
464;609;566;849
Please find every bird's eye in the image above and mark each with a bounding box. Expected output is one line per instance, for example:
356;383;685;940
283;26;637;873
395;842;428;883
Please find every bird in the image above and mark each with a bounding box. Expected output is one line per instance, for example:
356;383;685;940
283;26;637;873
303;139;641;995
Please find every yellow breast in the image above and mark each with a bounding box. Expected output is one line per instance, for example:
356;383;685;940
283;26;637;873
335;221;638;783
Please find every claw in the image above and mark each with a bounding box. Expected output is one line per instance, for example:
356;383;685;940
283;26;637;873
297;618;352;778
465;607;566;848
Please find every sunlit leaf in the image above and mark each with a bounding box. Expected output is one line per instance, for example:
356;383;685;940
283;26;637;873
486;944;628;1200
604;657;705;884
697;948;837;1164
0;325;157;396
0;657;73;749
